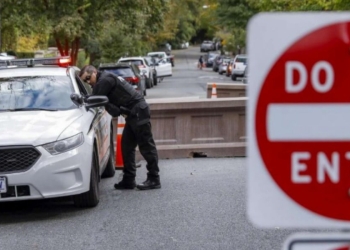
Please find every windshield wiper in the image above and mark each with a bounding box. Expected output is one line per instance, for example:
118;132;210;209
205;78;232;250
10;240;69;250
5;108;59;112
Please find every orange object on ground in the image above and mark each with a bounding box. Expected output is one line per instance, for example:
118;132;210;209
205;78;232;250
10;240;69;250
211;83;217;99
115;116;126;169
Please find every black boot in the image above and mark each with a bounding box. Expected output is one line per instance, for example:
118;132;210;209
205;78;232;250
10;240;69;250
114;177;136;190
136;175;161;190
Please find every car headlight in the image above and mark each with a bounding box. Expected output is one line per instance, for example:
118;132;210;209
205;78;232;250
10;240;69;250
43;133;84;155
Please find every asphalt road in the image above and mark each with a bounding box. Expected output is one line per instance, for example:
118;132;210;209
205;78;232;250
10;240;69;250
0;47;321;250
145;46;237;99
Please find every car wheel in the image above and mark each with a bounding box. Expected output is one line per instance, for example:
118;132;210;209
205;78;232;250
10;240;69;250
73;148;99;208
146;78;151;89
150;76;154;88
153;74;157;86
231;74;237;81
101;131;116;178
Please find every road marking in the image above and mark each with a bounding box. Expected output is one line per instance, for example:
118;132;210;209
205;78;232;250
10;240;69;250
198;76;225;79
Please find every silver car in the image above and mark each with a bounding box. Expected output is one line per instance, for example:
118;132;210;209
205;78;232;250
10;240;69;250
200;41;215;52
218;58;232;75
0;56;115;207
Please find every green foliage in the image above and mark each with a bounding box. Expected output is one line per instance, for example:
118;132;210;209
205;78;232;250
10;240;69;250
16;52;35;58
77;51;88;68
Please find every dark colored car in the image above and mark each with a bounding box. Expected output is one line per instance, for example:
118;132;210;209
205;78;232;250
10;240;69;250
205;52;219;68
212;55;223;72
98;63;146;96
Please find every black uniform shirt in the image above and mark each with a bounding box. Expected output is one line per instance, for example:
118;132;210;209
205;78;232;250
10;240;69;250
92;71;143;110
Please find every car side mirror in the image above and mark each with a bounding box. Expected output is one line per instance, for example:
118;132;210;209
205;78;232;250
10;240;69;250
84;95;109;110
70;93;83;107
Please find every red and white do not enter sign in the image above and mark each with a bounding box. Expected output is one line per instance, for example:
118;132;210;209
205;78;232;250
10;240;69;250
256;21;350;221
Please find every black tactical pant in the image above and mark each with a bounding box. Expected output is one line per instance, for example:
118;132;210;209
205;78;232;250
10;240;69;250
121;102;159;180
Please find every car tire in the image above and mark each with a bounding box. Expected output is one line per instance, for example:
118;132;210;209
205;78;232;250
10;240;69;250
149;77;154;88
73;148;99;208
153;74;157;86
231;74;237;81
101;132;115;178
146;78;151;89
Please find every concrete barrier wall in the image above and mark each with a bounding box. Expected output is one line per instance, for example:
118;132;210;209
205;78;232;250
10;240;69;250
206;83;246;98
112;97;247;161
132;97;247;160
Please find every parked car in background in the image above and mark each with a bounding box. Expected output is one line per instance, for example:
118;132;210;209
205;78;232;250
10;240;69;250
180;42;189;49
0;52;16;60
212;55;221;72
242;65;248;84
99;62;146;96
147;51;175;67
226;59;235;77
143;56;158;86
231;54;248;81
0;56;114;208
205;52;219;68
157;42;172;56
200;41;215;52
117;56;154;89
218;58;232;75
147;52;173;73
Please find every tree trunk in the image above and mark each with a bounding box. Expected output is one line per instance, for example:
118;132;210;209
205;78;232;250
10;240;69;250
69;37;80;66
74;38;80;66
55;36;64;56
65;38;69;56
70;40;75;65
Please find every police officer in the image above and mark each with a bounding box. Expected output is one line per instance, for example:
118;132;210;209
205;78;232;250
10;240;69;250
79;65;161;190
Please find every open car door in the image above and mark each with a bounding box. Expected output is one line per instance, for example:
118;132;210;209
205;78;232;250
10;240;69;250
155;58;172;77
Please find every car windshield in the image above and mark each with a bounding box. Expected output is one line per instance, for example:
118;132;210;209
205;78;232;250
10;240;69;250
102;68;134;77
119;60;143;66
0;75;75;111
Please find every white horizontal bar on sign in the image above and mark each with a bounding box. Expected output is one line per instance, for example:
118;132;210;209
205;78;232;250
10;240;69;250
267;104;350;141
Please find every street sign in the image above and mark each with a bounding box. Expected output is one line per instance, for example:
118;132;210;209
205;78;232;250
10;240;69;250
248;13;350;228
283;233;350;250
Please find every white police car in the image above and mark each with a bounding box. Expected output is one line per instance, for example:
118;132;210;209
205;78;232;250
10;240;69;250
0;57;115;207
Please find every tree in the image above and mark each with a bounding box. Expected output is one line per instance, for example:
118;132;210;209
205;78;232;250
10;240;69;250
1;0;167;65
215;0;257;53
